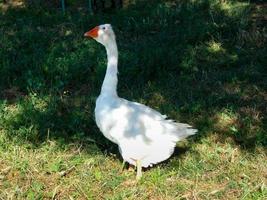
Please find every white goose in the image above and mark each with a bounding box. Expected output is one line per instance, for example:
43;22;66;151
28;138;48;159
84;24;197;179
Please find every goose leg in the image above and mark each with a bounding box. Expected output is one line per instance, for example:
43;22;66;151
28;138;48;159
136;160;142;180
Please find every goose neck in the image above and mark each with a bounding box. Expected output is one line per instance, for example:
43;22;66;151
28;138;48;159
100;41;119;97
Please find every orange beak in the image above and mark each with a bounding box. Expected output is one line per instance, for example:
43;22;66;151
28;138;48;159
84;26;99;38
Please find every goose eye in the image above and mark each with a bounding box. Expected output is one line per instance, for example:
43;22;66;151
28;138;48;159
102;27;106;30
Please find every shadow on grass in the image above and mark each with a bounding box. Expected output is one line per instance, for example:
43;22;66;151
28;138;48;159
0;0;266;156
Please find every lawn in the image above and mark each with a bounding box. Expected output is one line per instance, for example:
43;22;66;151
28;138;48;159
0;0;266;199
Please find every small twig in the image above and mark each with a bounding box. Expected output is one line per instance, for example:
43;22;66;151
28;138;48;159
69;196;74;200
52;185;60;200
59;166;75;177
1;166;11;175
0;166;12;180
73;143;83;155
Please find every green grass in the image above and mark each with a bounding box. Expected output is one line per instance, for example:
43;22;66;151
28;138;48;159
0;0;266;199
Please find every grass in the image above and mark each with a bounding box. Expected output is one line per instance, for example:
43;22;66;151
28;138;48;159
0;0;266;199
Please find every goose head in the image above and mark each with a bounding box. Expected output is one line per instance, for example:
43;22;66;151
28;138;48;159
84;24;116;47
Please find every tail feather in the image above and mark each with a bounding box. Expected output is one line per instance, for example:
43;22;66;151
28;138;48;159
169;122;198;141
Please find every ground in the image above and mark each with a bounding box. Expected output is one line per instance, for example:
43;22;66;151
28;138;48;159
0;0;266;199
